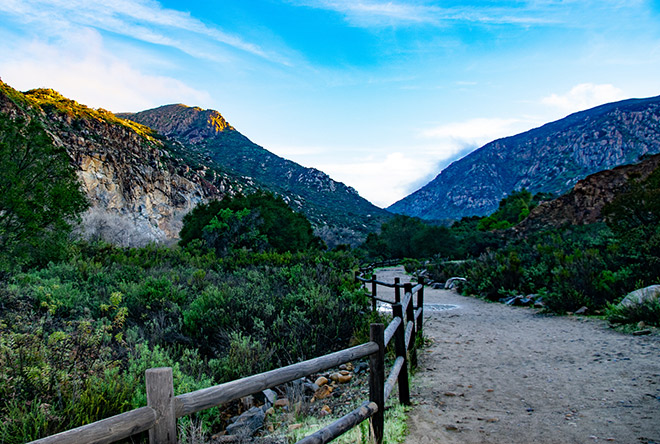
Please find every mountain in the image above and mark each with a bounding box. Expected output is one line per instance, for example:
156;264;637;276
514;152;660;234
0;81;388;247
388;95;660;221
0;82;243;246
117;104;390;247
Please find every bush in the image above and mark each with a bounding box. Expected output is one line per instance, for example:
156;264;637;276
606;299;660;326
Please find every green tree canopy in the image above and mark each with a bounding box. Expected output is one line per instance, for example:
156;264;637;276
180;191;323;255
0;115;88;269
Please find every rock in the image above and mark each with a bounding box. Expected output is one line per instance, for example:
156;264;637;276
533;299;545;308
313;385;333;401
445;277;467;289
432;283;444;289
619;285;660;308
274;399;289;408
330;372;352;383
226;406;265;437
633;329;652;336
304;382;319;394
575;306;589;315
314;376;329;387
320;405;332;416
262;389;277;407
505;296;524;306
353;362;368;374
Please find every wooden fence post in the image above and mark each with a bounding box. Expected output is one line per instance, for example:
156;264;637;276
394;278;401;304
369;324;385;444
392;303;410;406
417;277;424;335
371;274;377;312
404;283;417;369
146;367;177;444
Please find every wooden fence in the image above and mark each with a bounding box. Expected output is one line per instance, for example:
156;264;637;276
29;268;424;444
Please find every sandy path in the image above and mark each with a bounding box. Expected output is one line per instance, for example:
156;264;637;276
370;267;660;444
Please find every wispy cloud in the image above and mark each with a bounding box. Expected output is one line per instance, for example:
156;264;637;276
541;83;626;114
0;28;210;112
288;0;560;27
0;0;287;64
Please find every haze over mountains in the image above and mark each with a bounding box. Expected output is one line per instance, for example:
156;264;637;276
389;96;660;221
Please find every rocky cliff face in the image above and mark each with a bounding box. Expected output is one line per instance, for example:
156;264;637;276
388;95;660;220
0;83;235;246
515;153;660;233
120;104;391;247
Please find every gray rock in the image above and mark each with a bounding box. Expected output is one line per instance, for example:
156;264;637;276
226;407;265;437
575;306;589;315
445;277;467;289
262;389;277;407
432;283;445;289
619;285;660;308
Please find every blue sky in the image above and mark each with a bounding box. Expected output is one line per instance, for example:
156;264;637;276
1;0;660;207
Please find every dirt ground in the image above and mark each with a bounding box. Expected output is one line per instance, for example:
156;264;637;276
371;267;660;444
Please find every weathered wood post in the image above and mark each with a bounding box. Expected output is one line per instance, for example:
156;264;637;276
369;324;385;444
371;274;377;312
417;277;425;335
392;303;410;406
404;283;417;369
146;367;177;444
394;277;401;304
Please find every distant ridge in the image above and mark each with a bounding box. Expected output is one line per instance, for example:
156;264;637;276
388;95;660;220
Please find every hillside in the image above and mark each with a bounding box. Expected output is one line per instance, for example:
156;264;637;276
514;152;660;233
118;104;391;247
388;95;660;220
0;81;241;245
0;81;389;247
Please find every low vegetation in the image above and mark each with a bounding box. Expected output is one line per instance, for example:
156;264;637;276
0;132;369;442
363;183;659;325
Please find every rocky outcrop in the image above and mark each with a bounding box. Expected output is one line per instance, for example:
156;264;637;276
389;95;660;220
514;153;660;233
0;82;233;246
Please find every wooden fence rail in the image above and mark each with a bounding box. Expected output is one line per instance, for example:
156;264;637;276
29;266;424;444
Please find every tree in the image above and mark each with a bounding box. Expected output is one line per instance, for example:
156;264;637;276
180;191;323;255
0;115;88;268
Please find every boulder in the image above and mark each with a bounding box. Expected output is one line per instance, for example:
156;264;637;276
445;277;467;289
619;285;660;308
226;406;265;437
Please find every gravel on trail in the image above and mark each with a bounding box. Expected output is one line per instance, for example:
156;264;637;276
371;267;660;444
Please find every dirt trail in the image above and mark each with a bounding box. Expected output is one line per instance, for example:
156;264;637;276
371;267;660;444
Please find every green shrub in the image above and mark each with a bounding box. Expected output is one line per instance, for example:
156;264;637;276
605;299;660;326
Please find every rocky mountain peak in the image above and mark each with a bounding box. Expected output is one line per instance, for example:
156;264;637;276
117;104;234;144
389;95;660;221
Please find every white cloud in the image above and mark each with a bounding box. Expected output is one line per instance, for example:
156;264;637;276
541;83;626;114
0;0;286;64
319;151;438;208
0;29;210;112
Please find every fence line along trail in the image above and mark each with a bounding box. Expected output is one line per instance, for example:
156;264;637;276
371;266;660;444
